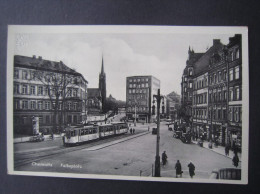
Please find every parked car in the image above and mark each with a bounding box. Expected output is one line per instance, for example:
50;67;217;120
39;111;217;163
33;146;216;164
173;130;182;138
30;134;45;142
152;128;157;135
209;168;241;180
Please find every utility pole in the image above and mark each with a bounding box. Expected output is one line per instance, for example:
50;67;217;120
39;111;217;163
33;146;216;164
153;89;164;177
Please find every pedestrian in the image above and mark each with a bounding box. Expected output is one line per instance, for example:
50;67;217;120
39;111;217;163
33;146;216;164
175;160;183;178
133;128;135;134
232;153;239;168
148;126;150;131
225;144;230;156
162;151;168;166
130;128;132;134
188;161;195;178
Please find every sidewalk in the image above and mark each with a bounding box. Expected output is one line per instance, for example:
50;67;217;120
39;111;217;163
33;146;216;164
14;134;63;143
191;139;241;161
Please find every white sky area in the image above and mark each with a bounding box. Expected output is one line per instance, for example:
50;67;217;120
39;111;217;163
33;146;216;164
14;33;232;101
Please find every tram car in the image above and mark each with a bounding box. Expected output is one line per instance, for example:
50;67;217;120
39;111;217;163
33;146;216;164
63;122;128;146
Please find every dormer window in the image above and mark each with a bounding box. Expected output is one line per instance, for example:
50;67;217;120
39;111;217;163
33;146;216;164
188;68;193;76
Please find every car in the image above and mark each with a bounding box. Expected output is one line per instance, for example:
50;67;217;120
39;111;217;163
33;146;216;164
30;134;45;142
152;128;157;135
209;168;241;180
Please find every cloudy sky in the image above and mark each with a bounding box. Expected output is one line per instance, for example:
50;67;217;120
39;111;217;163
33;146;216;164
14;31;233;101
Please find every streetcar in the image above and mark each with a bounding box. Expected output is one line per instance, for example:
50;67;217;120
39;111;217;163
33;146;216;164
63;122;128;146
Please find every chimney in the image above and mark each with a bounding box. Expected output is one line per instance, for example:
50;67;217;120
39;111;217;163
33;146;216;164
38;56;42;60
213;39;220;46
32;55;36;59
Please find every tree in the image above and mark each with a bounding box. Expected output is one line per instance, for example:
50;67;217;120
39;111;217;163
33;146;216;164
32;61;84;133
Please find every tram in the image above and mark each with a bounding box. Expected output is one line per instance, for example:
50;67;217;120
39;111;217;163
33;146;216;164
63;122;128;146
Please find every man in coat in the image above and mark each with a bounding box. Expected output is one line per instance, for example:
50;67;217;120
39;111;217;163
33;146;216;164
162;151;168;166
188;161;195;178
233;153;239;168
175;160;182;178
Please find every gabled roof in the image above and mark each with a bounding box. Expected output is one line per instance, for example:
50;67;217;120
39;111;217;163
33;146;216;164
193;40;224;75
14;55;88;83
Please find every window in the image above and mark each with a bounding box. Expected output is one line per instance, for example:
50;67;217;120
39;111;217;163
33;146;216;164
38;101;43;110
30;86;35;95
223;109;227;120
22;70;28;80
218;72;222;82
138;79;140;82
134;79;136;82
218;109;222;120
129;79;132;82
239;107;242;122
229;88;233;101
235;49;239;59
234;107;239;122
45;101;50;110
235;87;240;100
73;115;77;123
38;86;43;95
74;102;77;110
146;83;148;87
45;87;49;96
129;84;132;88
189;82;192;88
146;78;148;81
229;69;233;81
129;89;132;94
189;68;193;76
224;91;227;101
68;88;72;97
14;84;19;94
30;101;36;109
68;102;72;110
133;89;135;93
73;89;78;97
14;69;19;79
223;70;227;81
22;85;28;94
235;66;240;79
229;108;233;121
22;100;28;109
141;83;144;87
214;74;217;83
39;116;43;124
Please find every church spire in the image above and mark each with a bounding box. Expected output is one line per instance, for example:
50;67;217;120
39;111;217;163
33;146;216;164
101;56;104;74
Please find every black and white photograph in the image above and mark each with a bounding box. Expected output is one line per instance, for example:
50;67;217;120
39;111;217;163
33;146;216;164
7;26;248;184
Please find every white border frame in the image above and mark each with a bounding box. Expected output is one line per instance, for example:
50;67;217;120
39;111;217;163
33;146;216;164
7;25;249;184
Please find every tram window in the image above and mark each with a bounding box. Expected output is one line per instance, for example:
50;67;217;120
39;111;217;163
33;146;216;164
93;128;97;133
81;130;84;135
89;129;92;134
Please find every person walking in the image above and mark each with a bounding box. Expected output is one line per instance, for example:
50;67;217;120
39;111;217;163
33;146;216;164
162;151;168;167
148;126;150;132
130;128;132;134
133;128;135;134
232;153;239;168
187;161;195;178
225;144;230;156
175;160;182;178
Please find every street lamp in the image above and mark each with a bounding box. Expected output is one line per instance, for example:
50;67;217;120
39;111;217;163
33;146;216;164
152;89;164;177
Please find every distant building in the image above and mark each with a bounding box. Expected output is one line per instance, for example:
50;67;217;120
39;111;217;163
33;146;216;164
87;88;102;114
126;76;160;123
87;57;106;115
13;55;88;135
166;91;181;120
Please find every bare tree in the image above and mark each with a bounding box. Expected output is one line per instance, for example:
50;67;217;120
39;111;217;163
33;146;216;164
32;62;84;133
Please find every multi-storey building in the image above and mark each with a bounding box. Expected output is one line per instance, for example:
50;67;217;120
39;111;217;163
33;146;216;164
181;35;243;147
226;34;242;147
126;76;160;123
181;48;204;121
166;91;181;121
13;55;88;135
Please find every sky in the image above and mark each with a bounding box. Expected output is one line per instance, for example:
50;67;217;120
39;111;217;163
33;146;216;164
14;32;233;101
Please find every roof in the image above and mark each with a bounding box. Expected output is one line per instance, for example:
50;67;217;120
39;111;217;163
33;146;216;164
14;55;88;83
87;88;101;98
193;40;224;75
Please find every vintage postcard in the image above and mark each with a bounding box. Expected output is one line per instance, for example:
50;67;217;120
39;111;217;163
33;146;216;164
7;25;248;184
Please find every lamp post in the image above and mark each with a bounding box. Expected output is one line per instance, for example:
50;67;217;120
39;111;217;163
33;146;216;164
153;89;164;177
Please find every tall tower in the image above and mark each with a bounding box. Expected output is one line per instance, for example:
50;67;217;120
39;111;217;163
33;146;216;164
99;56;106;112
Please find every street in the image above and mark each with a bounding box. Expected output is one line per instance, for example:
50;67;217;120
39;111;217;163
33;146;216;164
14;121;240;179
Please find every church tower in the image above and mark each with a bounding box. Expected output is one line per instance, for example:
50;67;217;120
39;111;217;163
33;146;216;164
99;56;106;112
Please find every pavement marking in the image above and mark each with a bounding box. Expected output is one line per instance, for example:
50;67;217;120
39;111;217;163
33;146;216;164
15;146;59;154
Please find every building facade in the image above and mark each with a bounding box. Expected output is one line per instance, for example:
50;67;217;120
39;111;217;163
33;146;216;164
181;35;242;147
166;91;181;121
126;76;160;123
13;55;88;135
86;88;102;114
